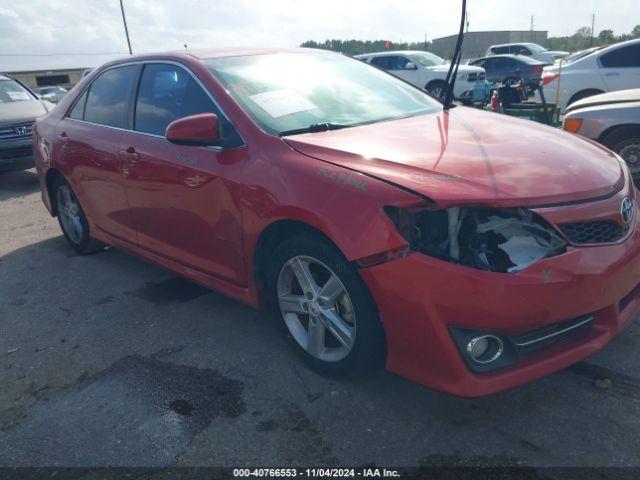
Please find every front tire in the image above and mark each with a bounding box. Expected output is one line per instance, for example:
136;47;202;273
601;126;640;185
268;235;386;377
425;80;449;101
52;176;105;254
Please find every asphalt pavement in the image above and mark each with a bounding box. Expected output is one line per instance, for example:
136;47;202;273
1;169;640;468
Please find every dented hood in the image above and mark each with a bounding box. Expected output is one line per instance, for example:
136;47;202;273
284;107;623;207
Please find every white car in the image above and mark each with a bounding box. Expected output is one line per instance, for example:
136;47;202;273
485;43;565;65
354;50;485;99
541;39;640;112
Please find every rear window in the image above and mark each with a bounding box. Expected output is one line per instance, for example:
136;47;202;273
84;65;137;129
0;79;34;104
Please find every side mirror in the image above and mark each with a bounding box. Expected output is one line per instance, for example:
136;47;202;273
405;62;418;70
165;113;219;146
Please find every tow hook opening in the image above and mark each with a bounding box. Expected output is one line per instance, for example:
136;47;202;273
385;206;566;273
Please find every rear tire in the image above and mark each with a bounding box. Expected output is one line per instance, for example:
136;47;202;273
268;234;386;377
567;89;603;106
52;176;106;254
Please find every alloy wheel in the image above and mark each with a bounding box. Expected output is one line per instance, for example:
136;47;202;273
277;255;356;362
57;184;84;244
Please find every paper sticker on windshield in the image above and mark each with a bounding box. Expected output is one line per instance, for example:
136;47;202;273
7;91;31;101
249;89;316;118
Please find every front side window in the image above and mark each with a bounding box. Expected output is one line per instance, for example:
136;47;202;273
205;52;440;136
134;63;242;146
492;46;509;55
601;45;640;68
84;65;137;128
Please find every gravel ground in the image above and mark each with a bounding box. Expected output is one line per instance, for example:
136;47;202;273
1;168;640;468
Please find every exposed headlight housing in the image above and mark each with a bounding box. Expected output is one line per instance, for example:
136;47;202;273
385;205;566;273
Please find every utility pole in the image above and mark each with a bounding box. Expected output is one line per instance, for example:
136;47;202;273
119;0;133;55
466;10;469;33
530;16;534;42
424;33;428;51
591;13;595;46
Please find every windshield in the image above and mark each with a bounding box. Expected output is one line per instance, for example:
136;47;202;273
0;80;34;104
409;52;447;67
205;52;440;135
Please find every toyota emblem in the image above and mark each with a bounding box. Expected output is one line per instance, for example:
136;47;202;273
621;197;634;225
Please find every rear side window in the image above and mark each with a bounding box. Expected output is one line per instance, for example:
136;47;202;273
601;45;640;68
84;65;137;128
492;46;509;55
370;56;391;70
134;63;242;146
68;90;88;120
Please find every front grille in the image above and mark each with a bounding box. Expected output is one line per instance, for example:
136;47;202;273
0;122;34;142
558;220;628;244
510;314;594;356
0;145;32;160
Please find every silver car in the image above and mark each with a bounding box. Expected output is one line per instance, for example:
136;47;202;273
0;74;52;172
563;88;640;183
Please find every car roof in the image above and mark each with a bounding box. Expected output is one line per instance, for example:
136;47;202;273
490;43;539;48
472;54;543;64
355;50;431;58
98;48;338;70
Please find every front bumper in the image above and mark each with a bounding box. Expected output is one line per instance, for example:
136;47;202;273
0;138;34;172
360;208;640;397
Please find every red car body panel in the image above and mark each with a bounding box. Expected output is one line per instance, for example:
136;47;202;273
33;49;640;396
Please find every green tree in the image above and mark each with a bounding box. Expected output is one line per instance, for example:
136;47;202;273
598;29;614;43
632;25;640;38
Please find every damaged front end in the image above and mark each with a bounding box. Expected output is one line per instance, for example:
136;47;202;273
385;205;566;273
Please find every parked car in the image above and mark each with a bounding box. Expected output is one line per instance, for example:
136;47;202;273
34;49;640;397
354;50;485;99
469;54;545;89
485;43;565;65
34;86;68;104
541;39;640;112
564;88;640;183
1;74;52;172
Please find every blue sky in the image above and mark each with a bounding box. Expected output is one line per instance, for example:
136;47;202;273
1;0;638;70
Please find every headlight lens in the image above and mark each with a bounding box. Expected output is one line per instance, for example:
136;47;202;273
385;205;566;273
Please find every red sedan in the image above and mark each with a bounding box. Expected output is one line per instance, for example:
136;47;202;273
33;49;640;397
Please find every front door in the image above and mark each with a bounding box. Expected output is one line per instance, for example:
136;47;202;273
119;62;247;285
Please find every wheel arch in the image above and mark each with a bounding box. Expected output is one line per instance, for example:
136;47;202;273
425;78;448;91
567;88;605;107
598;124;640;146
44;168;65;216
252;219;346;305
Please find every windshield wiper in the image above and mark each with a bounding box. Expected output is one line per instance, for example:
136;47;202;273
279;122;349;136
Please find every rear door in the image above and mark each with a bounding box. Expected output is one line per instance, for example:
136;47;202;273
118;62;247;284
599;43;640;91
57;64;139;242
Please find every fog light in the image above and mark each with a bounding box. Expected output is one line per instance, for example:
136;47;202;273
466;335;504;364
